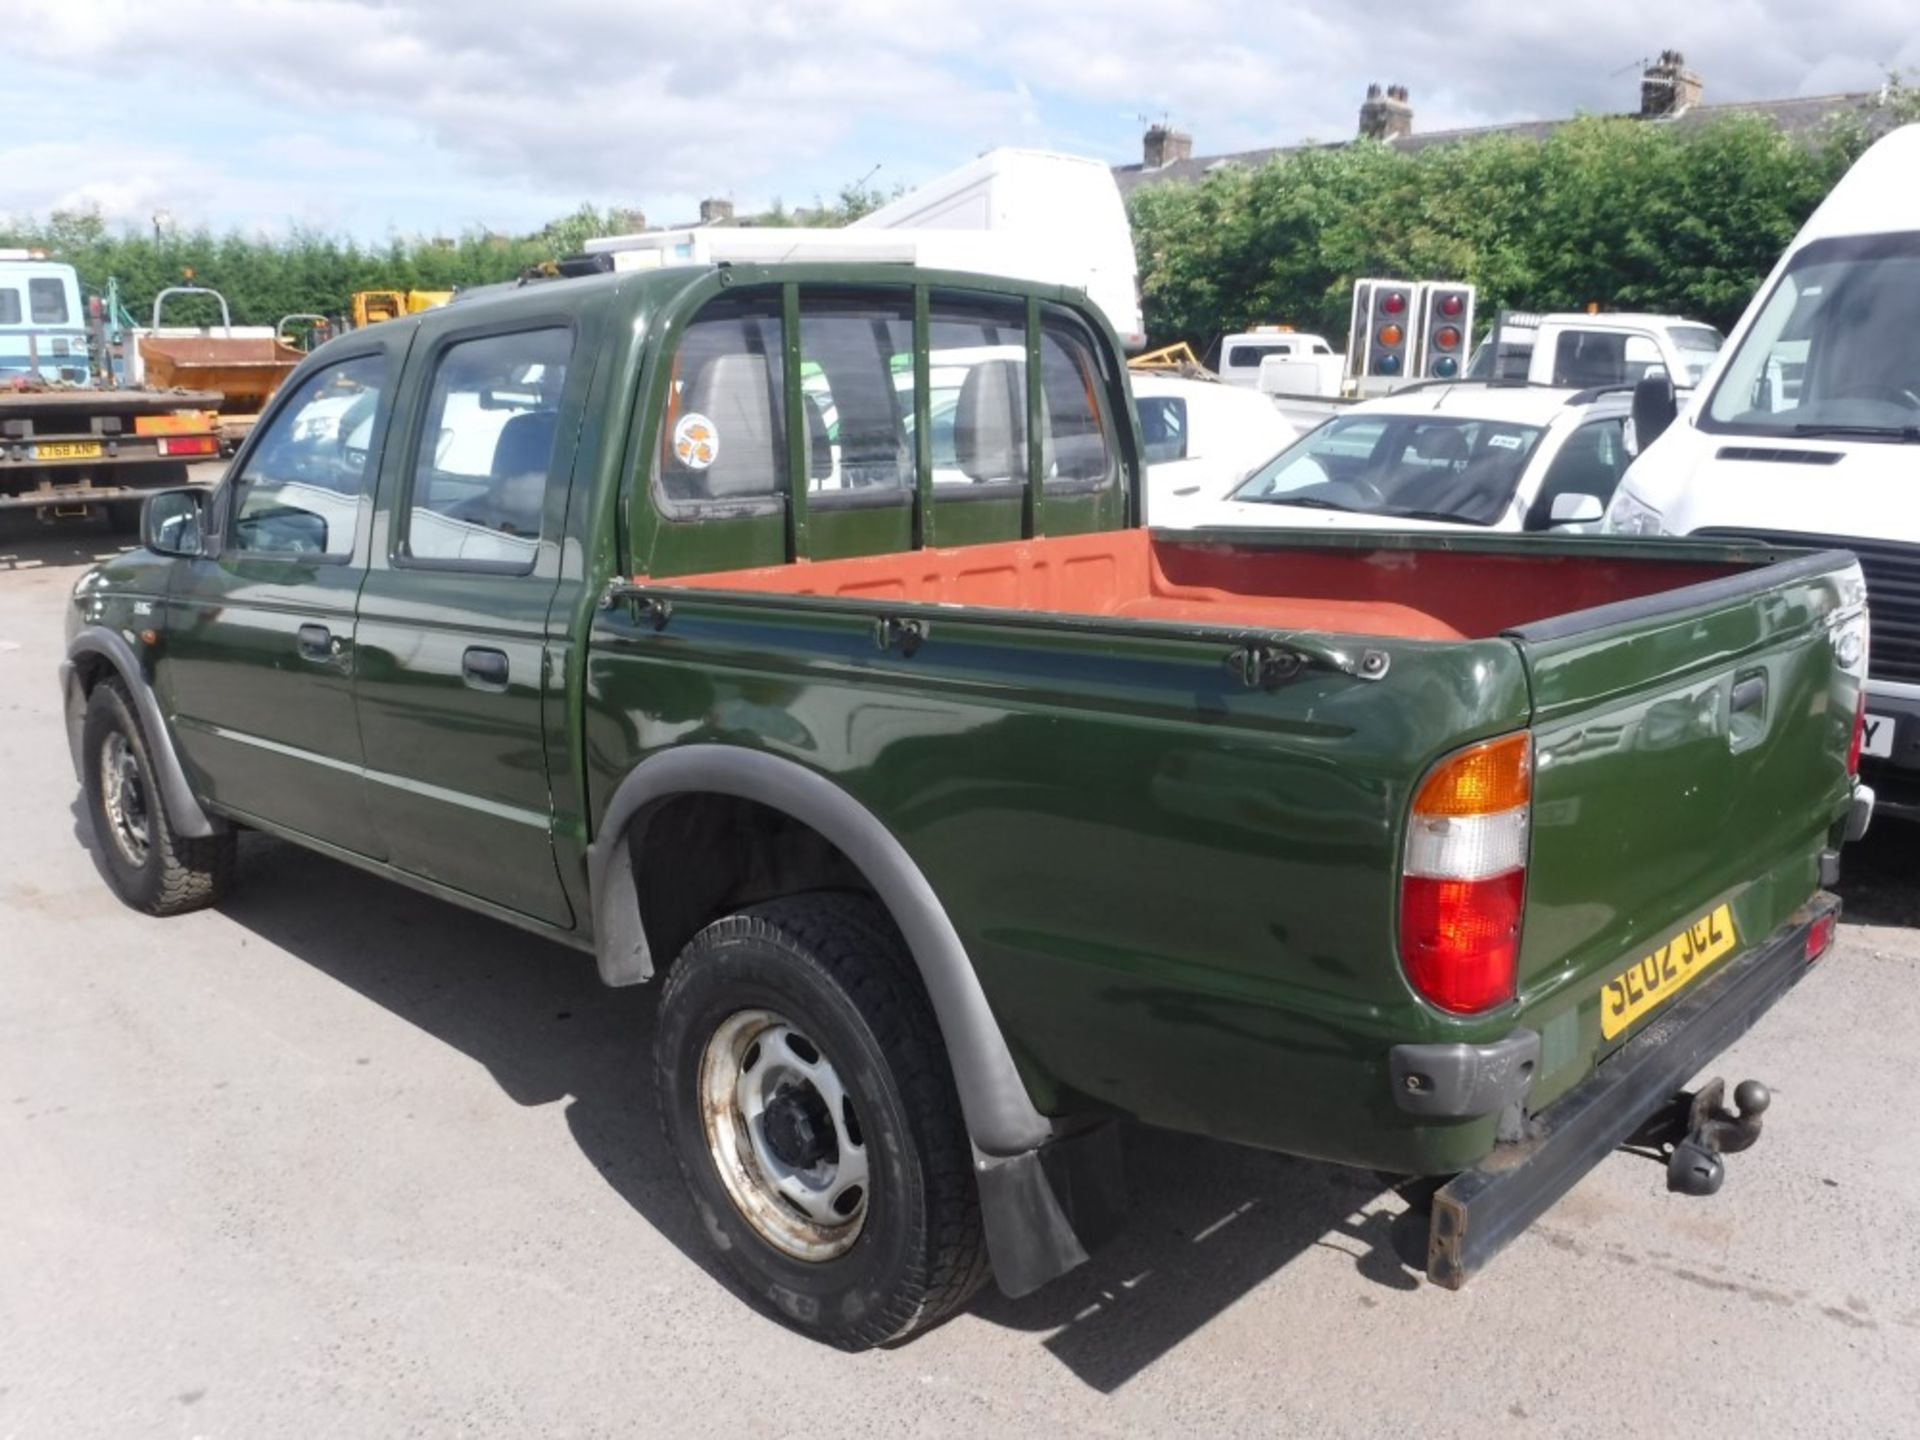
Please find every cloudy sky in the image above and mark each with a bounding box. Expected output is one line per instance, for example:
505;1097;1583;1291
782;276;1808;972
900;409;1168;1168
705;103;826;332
10;0;1918;240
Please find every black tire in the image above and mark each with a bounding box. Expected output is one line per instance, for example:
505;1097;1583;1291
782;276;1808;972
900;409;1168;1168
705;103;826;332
81;678;235;915
656;893;989;1349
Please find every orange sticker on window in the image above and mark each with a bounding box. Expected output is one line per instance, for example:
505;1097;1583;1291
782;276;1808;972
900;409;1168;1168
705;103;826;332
673;412;718;469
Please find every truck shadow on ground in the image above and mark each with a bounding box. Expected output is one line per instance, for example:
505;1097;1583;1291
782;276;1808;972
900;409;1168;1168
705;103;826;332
86;822;1425;1392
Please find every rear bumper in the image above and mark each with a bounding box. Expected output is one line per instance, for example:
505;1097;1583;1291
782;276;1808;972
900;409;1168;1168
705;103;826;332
1425;890;1840;1289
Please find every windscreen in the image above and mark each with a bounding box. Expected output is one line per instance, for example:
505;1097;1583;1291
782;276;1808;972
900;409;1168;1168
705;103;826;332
1231;412;1545;526
1704;233;1920;440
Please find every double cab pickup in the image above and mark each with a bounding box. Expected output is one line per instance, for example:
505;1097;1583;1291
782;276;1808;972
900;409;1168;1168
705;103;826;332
62;262;1873;1348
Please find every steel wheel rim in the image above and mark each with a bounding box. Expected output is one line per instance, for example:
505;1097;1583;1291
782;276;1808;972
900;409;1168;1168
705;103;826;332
99;731;152;868
698;1008;870;1261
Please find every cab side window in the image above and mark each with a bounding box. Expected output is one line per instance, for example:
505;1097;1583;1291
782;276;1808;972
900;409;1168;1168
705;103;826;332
0;289;21;325
1526;418;1631;529
403;327;572;572
229;353;388;558
1039;316;1115;489
658;296;787;505
1137;396;1189;463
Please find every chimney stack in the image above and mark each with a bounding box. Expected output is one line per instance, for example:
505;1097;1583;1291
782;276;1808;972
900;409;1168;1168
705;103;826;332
1359;83;1414;141
698;197;735;225
1142;123;1193;170
1640;49;1703;117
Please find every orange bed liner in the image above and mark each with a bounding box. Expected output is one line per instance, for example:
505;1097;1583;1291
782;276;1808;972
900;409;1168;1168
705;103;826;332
655;530;1741;643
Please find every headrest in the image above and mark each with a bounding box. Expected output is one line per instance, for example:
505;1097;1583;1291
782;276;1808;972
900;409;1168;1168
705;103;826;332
954;359;1026;483
491;409;559;480
1411;426;1469;464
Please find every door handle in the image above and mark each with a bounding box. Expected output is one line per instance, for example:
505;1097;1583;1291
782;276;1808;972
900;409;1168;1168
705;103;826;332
1729;674;1767;715
462;647;510;689
297;623;333;661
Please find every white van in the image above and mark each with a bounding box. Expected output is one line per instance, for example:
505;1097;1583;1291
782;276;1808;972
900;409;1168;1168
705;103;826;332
1605;123;1920;817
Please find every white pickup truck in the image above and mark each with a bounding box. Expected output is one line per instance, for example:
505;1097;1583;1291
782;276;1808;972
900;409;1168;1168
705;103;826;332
1468;312;1725;395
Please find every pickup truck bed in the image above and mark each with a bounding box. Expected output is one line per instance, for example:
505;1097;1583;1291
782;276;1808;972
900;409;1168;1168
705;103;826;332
658;526;1743;640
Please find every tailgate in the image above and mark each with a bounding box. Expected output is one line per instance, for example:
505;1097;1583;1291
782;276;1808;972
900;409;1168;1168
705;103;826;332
1505;548;1866;1106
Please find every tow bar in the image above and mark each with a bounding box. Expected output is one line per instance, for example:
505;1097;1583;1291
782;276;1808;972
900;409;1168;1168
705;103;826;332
1648;1077;1771;1196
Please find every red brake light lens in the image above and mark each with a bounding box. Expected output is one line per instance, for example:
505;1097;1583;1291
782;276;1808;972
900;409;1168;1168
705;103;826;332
1400;871;1525;1013
1381;291;1407;315
1438;293;1464;317
156;435;219;458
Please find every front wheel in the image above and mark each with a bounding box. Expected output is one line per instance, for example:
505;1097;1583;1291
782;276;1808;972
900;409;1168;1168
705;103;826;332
655;893;988;1349
81;678;235;915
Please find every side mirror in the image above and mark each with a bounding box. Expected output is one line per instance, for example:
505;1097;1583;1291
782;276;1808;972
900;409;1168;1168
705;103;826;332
141;488;207;558
1548;492;1605;526
1632;373;1678;450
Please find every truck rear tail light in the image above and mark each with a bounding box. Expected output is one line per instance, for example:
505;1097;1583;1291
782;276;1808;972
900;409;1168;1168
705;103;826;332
156;436;219;457
1400;733;1532;1015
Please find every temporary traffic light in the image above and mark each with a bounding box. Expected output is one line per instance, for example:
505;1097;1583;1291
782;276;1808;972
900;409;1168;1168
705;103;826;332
1350;279;1417;381
1417;285;1476;379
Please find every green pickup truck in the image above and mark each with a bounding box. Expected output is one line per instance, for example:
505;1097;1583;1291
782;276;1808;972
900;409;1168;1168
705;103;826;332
62;262;1874;1348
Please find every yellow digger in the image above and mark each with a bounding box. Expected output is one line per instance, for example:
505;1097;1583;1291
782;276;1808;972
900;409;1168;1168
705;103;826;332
350;289;454;329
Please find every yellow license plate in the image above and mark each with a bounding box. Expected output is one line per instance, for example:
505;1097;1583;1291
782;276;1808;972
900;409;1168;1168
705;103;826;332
34;441;103;461
1599;903;1740;1040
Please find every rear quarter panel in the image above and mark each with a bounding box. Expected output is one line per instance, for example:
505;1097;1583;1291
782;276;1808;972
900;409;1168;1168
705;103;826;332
585;596;1532;1168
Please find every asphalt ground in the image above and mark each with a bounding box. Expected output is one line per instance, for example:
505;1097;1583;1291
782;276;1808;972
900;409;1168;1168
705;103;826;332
3;508;1917;1438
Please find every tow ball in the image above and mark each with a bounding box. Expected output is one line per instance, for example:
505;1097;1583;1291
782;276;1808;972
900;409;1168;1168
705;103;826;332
1652;1077;1771;1197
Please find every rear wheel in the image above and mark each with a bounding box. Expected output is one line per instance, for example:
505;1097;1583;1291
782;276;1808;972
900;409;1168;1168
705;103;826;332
655;893;988;1349
81;679;234;915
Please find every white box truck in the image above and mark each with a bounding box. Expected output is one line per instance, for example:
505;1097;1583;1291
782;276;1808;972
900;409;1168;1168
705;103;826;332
585;149;1145;351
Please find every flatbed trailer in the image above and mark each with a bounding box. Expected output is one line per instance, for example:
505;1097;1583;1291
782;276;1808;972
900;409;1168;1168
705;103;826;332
0;382;223;518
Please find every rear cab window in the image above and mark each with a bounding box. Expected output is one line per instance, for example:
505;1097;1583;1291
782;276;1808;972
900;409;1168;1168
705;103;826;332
0;290;20;325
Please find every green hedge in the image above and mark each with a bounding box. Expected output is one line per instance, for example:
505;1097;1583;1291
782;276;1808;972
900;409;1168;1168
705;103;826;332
1128;90;1917;350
